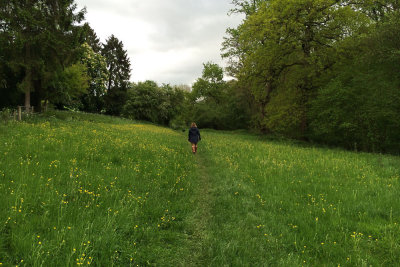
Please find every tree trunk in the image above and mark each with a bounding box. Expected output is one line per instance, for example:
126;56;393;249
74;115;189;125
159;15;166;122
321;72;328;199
33;79;42;112
298;24;313;139
299;87;309;140
24;85;31;110
259;100;269;134
259;82;273;134
107;63;114;91
24;43;32;111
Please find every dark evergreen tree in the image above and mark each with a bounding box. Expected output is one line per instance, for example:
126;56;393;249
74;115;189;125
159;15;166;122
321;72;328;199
0;1;23;108
81;23;102;53
0;0;86;110
101;35;131;115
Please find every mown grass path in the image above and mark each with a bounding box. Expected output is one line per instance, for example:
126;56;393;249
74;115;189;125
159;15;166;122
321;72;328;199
185;154;213;266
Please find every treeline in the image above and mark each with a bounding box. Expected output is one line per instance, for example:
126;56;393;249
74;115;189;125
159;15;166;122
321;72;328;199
0;1;246;130
0;1;131;115
122;63;250;130
220;0;400;153
0;1;245;129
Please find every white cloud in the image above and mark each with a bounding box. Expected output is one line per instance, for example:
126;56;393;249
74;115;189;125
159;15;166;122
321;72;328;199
75;0;244;85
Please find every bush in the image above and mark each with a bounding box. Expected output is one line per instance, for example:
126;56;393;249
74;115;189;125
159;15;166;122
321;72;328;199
309;67;400;153
122;81;186;126
0;108;13;124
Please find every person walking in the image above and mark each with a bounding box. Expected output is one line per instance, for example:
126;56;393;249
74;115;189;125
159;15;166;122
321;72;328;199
188;122;201;154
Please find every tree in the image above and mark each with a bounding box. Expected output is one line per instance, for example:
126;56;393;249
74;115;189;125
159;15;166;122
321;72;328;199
191;62;225;103
358;0;400;21
81;23;102;53
189;62;251;129
309;11;400;152
0;1;22;108
223;0;368;136
230;0;267;16
1;0;86;110
223;0;400;152
43;63;89;109
102;35;131;115
123;81;185;125
80;42;108;112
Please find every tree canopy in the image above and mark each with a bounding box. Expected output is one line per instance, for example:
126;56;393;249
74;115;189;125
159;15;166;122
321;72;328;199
222;0;400;152
0;0;87;110
102;35;131;115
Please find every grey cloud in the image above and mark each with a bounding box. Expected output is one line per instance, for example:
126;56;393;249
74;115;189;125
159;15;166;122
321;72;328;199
133;1;236;51
76;0;243;84
147;14;231;52
148;48;226;85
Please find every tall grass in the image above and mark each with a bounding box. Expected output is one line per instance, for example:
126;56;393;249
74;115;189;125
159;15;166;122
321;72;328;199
199;131;400;266
0;112;399;266
0;113;198;266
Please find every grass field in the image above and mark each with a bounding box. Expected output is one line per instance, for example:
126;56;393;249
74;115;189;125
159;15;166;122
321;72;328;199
0;111;399;266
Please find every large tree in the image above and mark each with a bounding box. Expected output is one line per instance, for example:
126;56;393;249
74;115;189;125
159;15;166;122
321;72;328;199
0;1;21;108
223;0;367;135
189;62;250;129
1;0;86;110
191;62;225;103
223;0;400;152
123;81;185;126
309;9;400;152
80;42;108;112
102;35;131;115
81;23;102;53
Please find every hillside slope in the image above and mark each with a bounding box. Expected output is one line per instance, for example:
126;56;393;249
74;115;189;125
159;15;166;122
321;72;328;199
0;112;399;266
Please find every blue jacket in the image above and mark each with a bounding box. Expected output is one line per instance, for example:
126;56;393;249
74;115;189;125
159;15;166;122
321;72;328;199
188;127;201;144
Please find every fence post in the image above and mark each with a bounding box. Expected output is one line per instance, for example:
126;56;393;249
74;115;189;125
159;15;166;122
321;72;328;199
18;106;22;121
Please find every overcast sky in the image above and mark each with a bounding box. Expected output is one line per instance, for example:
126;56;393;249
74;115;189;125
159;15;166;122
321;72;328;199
74;0;244;85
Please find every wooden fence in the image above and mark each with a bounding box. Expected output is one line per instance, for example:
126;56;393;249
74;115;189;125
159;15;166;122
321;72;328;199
0;106;35;122
19;106;33;120
15;106;35;121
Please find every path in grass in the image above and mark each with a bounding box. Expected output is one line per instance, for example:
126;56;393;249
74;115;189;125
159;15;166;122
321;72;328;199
185;154;214;266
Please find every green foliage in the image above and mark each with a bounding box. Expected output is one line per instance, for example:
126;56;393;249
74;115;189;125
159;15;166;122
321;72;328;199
264;86;303;137
122;81;185;126
123;81;163;123
189;62;251;130
309;13;400;153
191;62;225;102
223;0;399;152
102;35;131;116
43;63;89;108
229;0;267;16
63;64;90;96
0;0;86;110
80;42;109;113
81;23;102;53
0;108;13;124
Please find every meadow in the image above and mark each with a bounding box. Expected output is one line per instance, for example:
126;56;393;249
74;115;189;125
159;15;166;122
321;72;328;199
0;111;399;266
